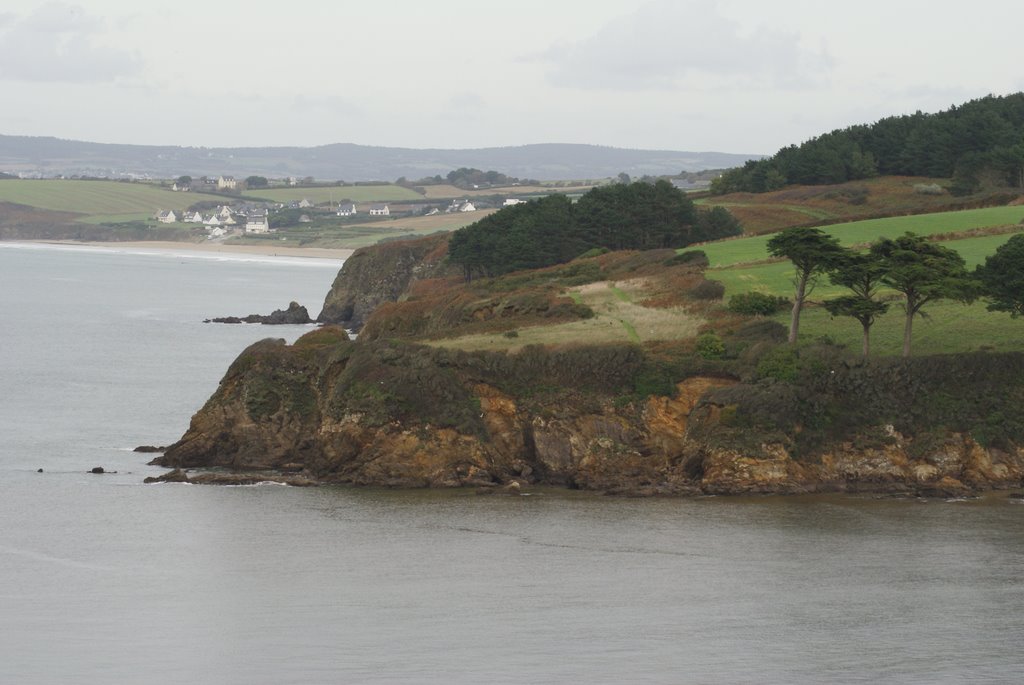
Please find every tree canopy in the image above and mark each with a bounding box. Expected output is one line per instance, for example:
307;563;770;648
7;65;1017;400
712;93;1024;194
447;180;740;280
767;227;845;343
824;251;890;357
871;233;976;357
975;233;1024;317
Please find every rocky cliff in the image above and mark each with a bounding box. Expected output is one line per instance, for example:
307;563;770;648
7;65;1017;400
153;328;1024;496
155;237;1024;496
316;233;454;330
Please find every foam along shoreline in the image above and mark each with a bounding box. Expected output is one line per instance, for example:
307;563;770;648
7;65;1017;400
9;240;354;262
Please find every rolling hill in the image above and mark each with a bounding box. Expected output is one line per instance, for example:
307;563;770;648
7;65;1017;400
0;135;761;182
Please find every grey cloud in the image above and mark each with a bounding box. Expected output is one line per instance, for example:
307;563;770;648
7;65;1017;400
290;94;363;117
447;92;485;111
23;2;100;32
0;2;140;83
538;0;830;91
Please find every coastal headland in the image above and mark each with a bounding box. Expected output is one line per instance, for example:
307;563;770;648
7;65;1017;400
149;228;1024;497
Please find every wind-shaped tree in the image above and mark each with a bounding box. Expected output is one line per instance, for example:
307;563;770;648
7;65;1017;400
975;233;1024;318
824;251;889;358
871;233;976;357
766;227;845;343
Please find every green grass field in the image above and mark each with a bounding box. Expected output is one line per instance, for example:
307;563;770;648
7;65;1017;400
700;210;1024;356
245;185;423;205
0;179;225;215
787;300;1024;355
696;205;1024;268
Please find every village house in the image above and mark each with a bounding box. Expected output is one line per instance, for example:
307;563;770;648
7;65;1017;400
184;210;204;223
203;214;222;227
446;199;476;213
156;210;177;223
217;205;234;219
217;176;237;190
336;203;357;217
298;198;313;208
369;204;390;216
245;214;270;234
171;181;190;192
207;226;227;239
503;198;526;206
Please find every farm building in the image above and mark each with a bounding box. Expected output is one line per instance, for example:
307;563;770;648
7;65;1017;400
369;204;390;216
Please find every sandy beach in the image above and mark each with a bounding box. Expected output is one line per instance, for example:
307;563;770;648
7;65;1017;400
21;240;354;261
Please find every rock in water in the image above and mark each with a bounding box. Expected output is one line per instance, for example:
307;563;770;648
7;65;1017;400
206;301;313;325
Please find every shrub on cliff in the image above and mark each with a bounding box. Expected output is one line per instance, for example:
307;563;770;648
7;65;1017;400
727;291;791;315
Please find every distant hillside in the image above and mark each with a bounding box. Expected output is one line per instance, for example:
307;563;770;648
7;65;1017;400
0;136;760;182
713;93;1024;195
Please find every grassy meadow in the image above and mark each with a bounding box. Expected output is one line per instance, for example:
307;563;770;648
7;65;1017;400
417;183;596;200
235;209;500;250
0;179;224;215
697;207;1024;356
697;205;1024;268
429;278;705;352
246;185;423;205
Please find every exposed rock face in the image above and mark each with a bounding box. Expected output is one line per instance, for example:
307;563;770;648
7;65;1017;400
316;233;454;330
152;332;1024;496
205;301;313;325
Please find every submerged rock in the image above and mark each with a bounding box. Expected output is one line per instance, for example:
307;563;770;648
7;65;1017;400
143;468;316;487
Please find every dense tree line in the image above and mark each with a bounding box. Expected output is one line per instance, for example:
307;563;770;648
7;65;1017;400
448;180;741;279
713;93;1024;195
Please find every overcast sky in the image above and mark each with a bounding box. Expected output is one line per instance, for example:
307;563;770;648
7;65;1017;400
0;0;1021;155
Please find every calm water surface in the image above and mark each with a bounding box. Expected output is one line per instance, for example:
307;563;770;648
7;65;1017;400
1;243;1022;684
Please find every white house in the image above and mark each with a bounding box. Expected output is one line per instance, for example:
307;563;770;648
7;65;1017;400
203;215;222;227
217;176;237;190
459;201;477;212
368;204;390;216
184;211;204;223
503;198;526;206
156;210;177;223
245;214;270;234
171;181;190;192
207;226;227;239
336;203;357;217
217;205;234;219
298;198;313;208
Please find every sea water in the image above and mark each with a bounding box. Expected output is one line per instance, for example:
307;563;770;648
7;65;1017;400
1;242;1023;684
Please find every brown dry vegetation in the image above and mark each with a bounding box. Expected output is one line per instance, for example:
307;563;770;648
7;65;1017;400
705;176;1021;234
358;247;715;353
